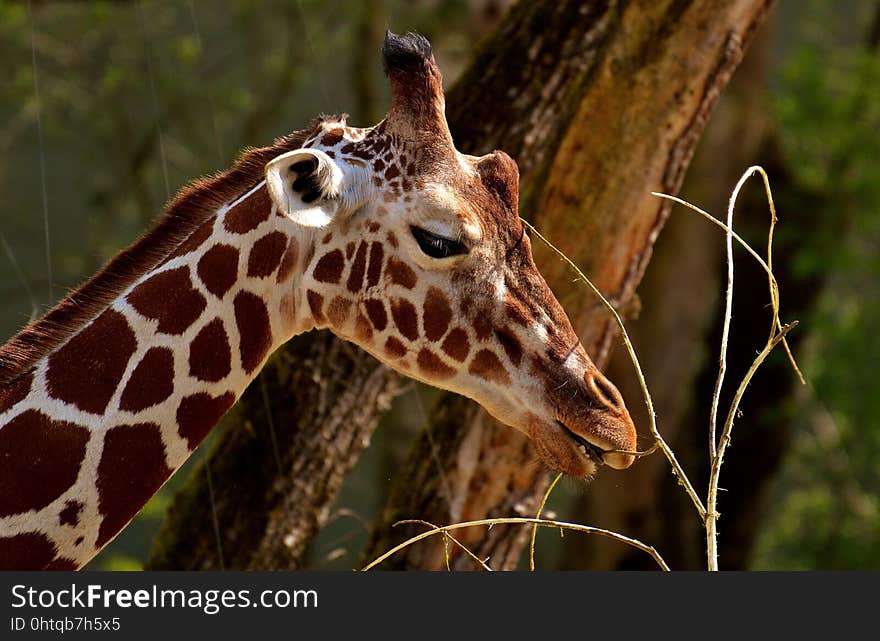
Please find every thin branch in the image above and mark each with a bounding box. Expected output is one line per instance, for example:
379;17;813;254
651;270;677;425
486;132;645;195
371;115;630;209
652;182;804;384
657;166;803;570
395;520;493;571
362;518;669;572
529;472;562;571
751;167;804;384
705;321;797;569
521;219;707;520
708;163;738;460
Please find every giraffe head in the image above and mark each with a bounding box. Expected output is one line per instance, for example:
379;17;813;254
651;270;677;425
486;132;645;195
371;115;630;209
265;32;637;477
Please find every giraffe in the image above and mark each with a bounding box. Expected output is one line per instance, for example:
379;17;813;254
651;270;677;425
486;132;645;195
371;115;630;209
0;32;637;570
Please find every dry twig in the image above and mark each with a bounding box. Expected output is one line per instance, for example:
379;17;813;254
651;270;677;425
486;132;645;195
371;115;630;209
529;472;562;571
362;517;669;572
655;165;804;570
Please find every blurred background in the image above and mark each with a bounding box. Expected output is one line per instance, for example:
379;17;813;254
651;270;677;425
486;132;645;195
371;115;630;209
1;0;877;570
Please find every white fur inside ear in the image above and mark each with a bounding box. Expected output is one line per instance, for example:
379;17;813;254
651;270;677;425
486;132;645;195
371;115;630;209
265;148;344;227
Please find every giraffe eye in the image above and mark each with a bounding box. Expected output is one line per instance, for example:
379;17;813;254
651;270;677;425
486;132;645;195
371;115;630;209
410;226;468;259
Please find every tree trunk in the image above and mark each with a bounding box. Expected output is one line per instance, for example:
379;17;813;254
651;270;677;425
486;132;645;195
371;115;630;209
150;0;772;570
559;18;778;570
363;0;773;570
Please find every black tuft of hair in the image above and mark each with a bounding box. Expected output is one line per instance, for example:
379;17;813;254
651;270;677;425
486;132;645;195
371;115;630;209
382;31;434;75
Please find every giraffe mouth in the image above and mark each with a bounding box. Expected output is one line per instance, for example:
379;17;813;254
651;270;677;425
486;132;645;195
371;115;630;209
556;420;606;467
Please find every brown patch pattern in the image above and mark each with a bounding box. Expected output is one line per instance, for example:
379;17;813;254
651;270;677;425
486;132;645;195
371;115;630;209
233;291;272;372
307;290;325;324
386;256;417;289
384;336;407;358
128;267;207;335
441;328;470;362
47;309;136;414
529;354;556;385
96;422;172;547
469;349;511;385
119;347;175;412
168;219;214;259
58;500;83;527
176;391;236;450
495;328;523;367
0;371;33;414
0;410;89;517
248;231;288;278
417;348;455;380
0;532;73;571
197;244;239;298
224;186;271;234
366;242;384;288
472;313;493;341
364;299;388;331
322;128;344;146
390;298;419;341
189;319;232;382
327;296;352;327
354;314;373;343
422;287;452;341
346;242;368;292
313;249;345;284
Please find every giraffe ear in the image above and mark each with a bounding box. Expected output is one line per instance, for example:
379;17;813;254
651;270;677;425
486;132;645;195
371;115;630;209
265;148;368;227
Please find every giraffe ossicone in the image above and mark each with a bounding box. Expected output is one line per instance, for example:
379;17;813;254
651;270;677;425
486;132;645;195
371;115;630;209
0;31;637;570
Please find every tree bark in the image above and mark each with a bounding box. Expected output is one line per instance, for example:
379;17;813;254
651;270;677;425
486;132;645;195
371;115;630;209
150;0;772;570
363;0;773;570
559;19;777;570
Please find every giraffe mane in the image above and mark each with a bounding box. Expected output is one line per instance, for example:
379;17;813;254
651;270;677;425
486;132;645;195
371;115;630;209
0;122;329;388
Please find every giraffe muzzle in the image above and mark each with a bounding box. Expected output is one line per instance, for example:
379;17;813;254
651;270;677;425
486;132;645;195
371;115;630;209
555;419;635;471
571;368;637;470
555;420;606;466
529;367;637;476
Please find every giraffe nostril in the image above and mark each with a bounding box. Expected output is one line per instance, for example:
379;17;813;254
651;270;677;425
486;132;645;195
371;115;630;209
586;371;623;413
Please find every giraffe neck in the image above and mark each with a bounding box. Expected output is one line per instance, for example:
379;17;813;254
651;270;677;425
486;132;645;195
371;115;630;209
0;181;318;570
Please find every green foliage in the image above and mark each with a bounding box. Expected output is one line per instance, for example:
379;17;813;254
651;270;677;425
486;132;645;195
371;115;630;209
753;1;880;569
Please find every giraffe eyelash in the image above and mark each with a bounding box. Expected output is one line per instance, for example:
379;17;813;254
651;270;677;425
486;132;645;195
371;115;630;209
409;226;469;259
